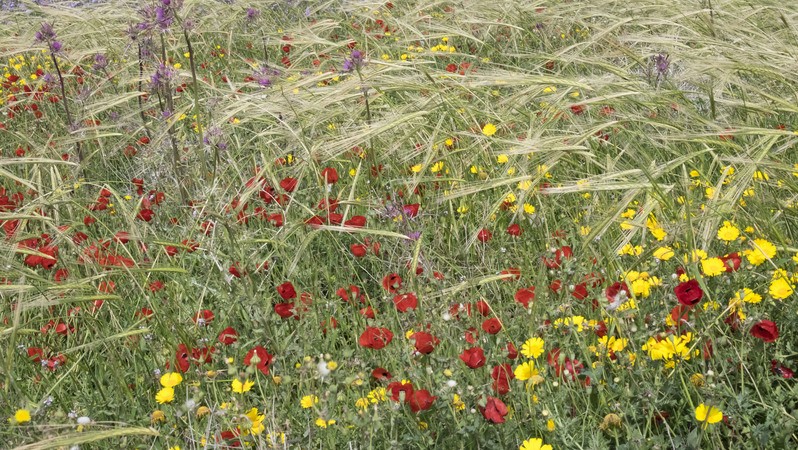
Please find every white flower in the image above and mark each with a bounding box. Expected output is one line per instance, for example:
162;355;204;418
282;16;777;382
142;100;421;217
317;360;330;378
76;416;92;425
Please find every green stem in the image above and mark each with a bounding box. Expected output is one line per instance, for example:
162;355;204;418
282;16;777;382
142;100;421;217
183;28;207;180
137;44;152;141
49;51;83;167
159;35;190;204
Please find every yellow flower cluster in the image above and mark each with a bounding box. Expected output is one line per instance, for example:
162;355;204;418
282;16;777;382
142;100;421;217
594;336;628;359
552;315;588;331
623;271;661;299
356;387;388;410
618;243;643;256
642;333;697;368
156;372;183;404
745;238;777;266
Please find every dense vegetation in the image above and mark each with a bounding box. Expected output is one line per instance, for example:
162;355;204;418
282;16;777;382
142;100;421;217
1;0;797;448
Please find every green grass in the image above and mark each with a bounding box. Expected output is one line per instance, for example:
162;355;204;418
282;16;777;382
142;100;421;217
1;0;797;448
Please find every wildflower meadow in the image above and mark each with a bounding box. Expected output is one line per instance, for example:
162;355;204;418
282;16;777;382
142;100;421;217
1;0;797;448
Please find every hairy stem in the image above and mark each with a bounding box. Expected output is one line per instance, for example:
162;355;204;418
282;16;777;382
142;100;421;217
183;29;207;180
160;35;189;204
137;44;152;141
49;51;82;166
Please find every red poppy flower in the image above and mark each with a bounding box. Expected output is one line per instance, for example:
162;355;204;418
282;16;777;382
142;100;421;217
571;282;588;300
72;231;88;245
359;306;376;319
24;245;58;270
327;213;343;225
408;389;437;413
318;198;339;212
191;346;215;366
267;213;284;227
175;344;191;372
244;346;274;375
336;285;364;303
477;228;492;243
54;321;74;336
321;317;338;334
771;360;794;379
570;104;585;115
500;267;521;281
113;231;131;244
193;309;215;325
217;326;238;345
547;348;586;384
606;282;630;304
372;367;392;380
750;320;779;343
181;239;199;253
460;347;486;369
149;280;165;292
514;287;536;307
506;342;518;359
546;347;562;368
137;208;154;222
387;381;414;401
321;167;339;184
229;264;242;278
669;304;692;326
274;302;297;319
465;327;478;344
28;347;44;363
344;215;367;227
403;203;420;218
481;318;502;334
305;215;325;227
542;245;573;269
412;331;439;355
133;307;152;320
382;273;403;293
480;397;508;424
45;354;67;371
350;243;367;257
475;300;491;316
506;224;522;237
83;216;97;227
594;320;607;338
393;292;418;312
279;177;298;192
54;268;69;282
359;327;394;350
674;279;703;306
490;364;514;395
276;281;297;300
721;252;741;272
259;184;276;203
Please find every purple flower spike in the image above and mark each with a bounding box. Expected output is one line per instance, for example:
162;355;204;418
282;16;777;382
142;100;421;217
246;7;261;22
342;49;365;73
